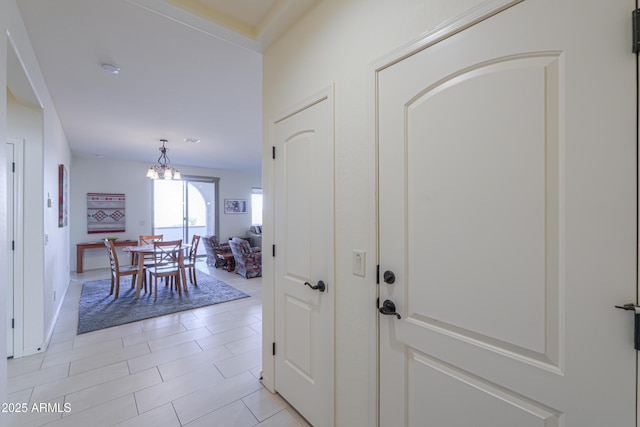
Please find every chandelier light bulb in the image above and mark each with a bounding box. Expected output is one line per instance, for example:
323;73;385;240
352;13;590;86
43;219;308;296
146;139;181;180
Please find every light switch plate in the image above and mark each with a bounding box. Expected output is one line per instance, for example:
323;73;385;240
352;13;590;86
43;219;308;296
353;250;366;277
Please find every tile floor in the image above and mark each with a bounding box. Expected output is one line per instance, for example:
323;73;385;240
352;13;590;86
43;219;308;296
5;262;310;427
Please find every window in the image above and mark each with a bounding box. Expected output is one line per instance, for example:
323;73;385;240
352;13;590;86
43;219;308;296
251;187;263;225
153;176;218;257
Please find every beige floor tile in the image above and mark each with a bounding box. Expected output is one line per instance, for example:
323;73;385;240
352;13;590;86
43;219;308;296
5;396;65;427
72;322;143;349
196;326;258;351
7;354;45;379
64;367;162;414
4;267;310;427
7;388;32;405
122;323;186;347
127;341;202;374
41;337;124;369
172;372;263;425
31;361;130;403
242;389;289;422
183;400;257;427
224;334;262;356
135;364;225;413
113;403;181;427
69;342;150;376
147;327;213;352
45;339;75;356
250;367;262;380
214;348;262;379
205;317;262;336
7;364;69;395
157;345;233;381
248;323;262;335
52;394;138;427
49;328;78;346
256;408;309;427
180;312;237;331
138;311;198;332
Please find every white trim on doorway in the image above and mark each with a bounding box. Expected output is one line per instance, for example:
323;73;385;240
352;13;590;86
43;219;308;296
6;138;24;359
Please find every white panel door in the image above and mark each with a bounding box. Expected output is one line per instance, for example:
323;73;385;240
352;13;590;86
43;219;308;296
274;89;334;427
378;0;636;426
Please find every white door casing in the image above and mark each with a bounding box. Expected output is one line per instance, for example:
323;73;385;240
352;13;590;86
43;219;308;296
377;0;636;426
6;141;15;357
6;138;24;359
273;87;335;427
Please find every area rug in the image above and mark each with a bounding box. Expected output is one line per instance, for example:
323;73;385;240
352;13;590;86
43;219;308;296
77;271;250;334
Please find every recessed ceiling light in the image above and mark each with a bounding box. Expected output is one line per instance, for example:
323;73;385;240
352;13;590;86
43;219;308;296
100;63;120;74
184;137;200;144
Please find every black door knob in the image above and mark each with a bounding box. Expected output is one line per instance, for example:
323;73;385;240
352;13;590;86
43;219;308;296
304;280;326;292
383;270;395;284
379;299;401;319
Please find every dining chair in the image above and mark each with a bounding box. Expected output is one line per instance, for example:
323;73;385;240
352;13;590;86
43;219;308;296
138;234;163;281
104;239;146;299
140;234;163;246
148;239;183;300
183;235;201;287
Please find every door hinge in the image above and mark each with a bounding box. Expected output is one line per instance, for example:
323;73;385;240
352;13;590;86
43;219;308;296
272;244;276;257
12;162;15;173
633;9;640;53
11;319;14;329
272;146;276;159
12;240;15;251
376;265;380;284
272;342;276;356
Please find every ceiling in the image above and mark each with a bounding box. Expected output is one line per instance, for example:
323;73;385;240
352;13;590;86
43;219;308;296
12;0;320;173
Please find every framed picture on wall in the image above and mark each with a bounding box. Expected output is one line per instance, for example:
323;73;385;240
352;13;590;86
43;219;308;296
224;199;247;214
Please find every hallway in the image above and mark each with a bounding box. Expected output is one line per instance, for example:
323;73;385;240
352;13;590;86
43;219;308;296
6;263;309;427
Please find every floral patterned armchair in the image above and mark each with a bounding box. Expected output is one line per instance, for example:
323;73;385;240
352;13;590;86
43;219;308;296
202;235;232;268
229;237;262;278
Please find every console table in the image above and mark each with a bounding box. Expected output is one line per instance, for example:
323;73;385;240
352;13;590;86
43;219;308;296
76;240;135;273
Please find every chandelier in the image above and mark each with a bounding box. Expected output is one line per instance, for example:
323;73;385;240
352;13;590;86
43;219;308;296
146;139;181;180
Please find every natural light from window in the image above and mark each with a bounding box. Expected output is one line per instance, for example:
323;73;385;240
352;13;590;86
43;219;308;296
252;188;262;225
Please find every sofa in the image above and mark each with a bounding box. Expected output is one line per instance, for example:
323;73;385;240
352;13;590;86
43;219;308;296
246;225;262;248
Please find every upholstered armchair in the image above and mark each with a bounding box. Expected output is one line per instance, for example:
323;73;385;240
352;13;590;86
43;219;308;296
229;237;262;278
202;235;232;269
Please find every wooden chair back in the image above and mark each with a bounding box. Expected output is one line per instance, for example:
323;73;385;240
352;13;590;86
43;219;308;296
104;239;119;270
139;234;163;246
153;239;183;267
188;235;201;262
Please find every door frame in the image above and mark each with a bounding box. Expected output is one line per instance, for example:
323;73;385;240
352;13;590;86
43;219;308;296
371;0;640;425
6;138;24;359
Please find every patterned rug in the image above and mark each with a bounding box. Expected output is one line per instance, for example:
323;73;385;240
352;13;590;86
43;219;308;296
77;270;249;334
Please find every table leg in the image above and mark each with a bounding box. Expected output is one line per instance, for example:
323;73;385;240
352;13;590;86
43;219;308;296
135;254;145;298
180;252;188;292
77;246;84;274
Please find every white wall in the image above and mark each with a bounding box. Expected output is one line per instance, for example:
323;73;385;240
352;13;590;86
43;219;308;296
70;156;261;271
0;1;9;410
262;0;484;425
1;0;72;372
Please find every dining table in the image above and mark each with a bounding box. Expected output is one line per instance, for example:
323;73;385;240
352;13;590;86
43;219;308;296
125;244;190;298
